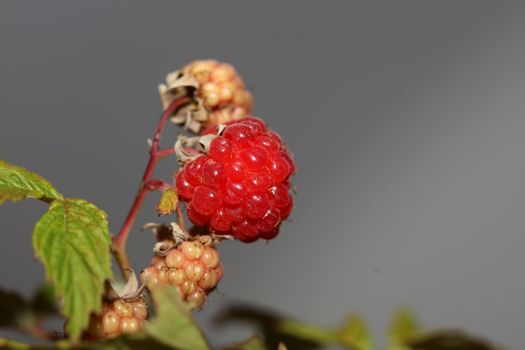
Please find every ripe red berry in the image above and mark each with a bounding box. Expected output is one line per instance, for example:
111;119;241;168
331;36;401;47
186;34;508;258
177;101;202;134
84;298;147;340
141;241;223;308
175;118;295;242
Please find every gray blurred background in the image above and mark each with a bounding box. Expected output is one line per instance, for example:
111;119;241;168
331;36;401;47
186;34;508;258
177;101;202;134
1;1;525;348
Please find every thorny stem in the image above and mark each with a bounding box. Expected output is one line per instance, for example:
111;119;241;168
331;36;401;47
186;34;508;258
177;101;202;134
112;96;190;279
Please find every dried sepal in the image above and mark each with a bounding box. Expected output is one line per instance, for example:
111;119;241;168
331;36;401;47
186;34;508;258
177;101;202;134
198;134;217;153
158;70;199;110
105;270;145;301
169;100;208;133
194;233;234;247
143;222;189;251
174;135;203;165
153;240;176;256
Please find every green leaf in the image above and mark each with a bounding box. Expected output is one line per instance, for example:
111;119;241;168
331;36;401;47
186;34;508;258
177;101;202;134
277;319;337;345
337;315;373;350
33;198;112;341
145;287;211;350
0;160;62;204
223;336;267;350
389;309;420;345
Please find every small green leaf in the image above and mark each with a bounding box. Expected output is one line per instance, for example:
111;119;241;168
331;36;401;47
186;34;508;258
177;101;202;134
145;286;211;350
337;315;373;350
277;319;337;345
0;160;62;204
223;336;267;350
156;187;178;216
33;198;112;341
389;309;420;345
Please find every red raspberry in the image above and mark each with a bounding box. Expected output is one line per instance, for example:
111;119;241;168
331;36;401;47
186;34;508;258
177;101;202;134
84;298;147;340
175;118;295;242
141;241;223;308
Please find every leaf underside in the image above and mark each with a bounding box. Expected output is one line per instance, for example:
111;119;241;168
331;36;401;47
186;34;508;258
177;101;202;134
33;198;112;341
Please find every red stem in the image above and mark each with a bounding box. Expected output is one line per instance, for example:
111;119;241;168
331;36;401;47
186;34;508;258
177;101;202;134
112;96;190;278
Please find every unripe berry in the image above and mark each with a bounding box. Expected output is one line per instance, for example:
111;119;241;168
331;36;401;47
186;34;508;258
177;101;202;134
160;60;253;132
84;298;147;340
181;60;252;114
175;118;295;242
141;241;223;308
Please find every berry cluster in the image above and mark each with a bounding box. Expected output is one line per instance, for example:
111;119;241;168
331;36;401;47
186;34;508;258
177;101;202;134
141;241;223;308
84;298;147;340
182;59;253;119
176;117;295;242
159;59;253;132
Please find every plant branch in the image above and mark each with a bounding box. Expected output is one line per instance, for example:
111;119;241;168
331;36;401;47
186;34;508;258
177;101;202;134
176;205;185;231
156;147;176;158
112;96;190;279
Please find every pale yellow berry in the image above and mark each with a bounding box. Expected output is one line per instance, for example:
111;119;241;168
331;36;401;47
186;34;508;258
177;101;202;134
201;82;220;95
184;262;205;282
233;89;251;107
102;310;120;334
199;270;218;290
219;84;234;102
205;92;220;108
121;317;140;334
181;280;197;295
181;241;203;260
152;256;167;269
146;270;161;291
211;64;235;82
158;267;170;284
132;302;148;320
169;268;186;285
114;299;133;318
166;250;185;268
187;289;206;308
201;247;220;268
